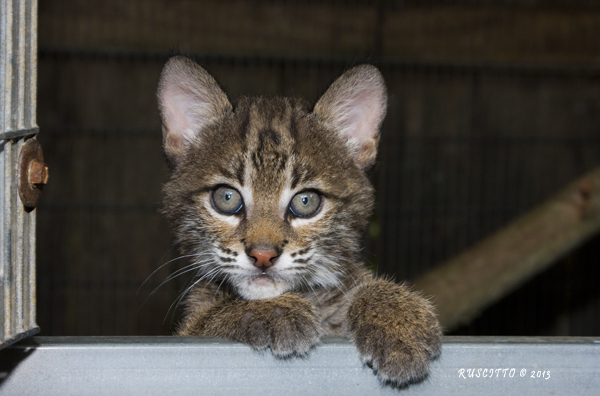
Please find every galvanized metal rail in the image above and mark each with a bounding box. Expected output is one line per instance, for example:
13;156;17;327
0;336;599;395
0;0;39;349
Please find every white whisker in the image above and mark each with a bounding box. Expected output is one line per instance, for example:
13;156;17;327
164;265;223;323
148;258;213;298
138;253;203;293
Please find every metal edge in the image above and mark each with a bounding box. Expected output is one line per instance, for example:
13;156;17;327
0;326;39;350
6;335;600;348
0;128;38;141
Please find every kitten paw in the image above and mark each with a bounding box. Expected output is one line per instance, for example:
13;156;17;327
237;310;271;349
236;293;322;357
347;280;442;385
356;327;439;385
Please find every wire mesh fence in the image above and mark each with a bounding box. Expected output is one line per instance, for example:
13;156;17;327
36;0;600;336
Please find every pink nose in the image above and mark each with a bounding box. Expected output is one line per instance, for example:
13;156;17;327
249;249;278;269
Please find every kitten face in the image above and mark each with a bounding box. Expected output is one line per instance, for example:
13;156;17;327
159;57;386;300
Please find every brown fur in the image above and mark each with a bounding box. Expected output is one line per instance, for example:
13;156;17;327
157;56;442;385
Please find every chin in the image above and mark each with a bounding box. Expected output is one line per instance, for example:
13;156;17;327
235;275;292;300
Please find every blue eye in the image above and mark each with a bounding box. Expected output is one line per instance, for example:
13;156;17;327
289;191;321;218
212;186;243;214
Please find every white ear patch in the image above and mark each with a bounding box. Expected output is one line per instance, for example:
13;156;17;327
160;83;211;147
158;56;232;166
314;65;387;170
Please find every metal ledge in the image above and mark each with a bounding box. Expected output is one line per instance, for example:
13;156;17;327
0;128;38;141
1;336;599;395
0;326;39;350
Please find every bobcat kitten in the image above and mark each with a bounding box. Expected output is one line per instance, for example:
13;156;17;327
158;56;442;385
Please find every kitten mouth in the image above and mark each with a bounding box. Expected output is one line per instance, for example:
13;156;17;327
249;273;276;286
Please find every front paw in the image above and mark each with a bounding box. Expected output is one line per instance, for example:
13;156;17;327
347;280;442;385
230;293;322;356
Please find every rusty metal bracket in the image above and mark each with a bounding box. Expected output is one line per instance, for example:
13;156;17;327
17;138;48;209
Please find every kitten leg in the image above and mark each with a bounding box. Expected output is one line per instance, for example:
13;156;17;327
178;292;322;357
346;279;442;385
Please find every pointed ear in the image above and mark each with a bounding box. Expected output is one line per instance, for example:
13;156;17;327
157;56;232;167
313;65;387;171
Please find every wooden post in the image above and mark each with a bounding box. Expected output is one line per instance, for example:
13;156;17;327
413;167;600;331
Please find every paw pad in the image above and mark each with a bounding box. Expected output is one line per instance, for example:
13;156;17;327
270;307;286;318
240;311;256;326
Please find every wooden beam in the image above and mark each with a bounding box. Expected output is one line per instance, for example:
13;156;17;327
383;7;600;65
413;166;600;330
39;1;600;65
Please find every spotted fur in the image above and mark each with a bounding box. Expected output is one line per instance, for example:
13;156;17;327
158;56;442;385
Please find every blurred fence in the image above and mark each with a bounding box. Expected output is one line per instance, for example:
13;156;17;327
36;0;600;336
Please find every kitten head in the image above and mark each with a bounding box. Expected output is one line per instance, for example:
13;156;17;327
158;56;386;300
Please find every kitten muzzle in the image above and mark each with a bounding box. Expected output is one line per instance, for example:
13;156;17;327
249;249;279;272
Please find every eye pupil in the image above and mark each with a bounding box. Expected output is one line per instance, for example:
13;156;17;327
212;186;243;215
289;191;321;218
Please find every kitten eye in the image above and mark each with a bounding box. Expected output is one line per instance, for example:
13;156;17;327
289;191;321;218
212;186;243;215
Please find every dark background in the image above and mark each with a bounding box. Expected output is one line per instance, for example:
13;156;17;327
36;0;600;336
